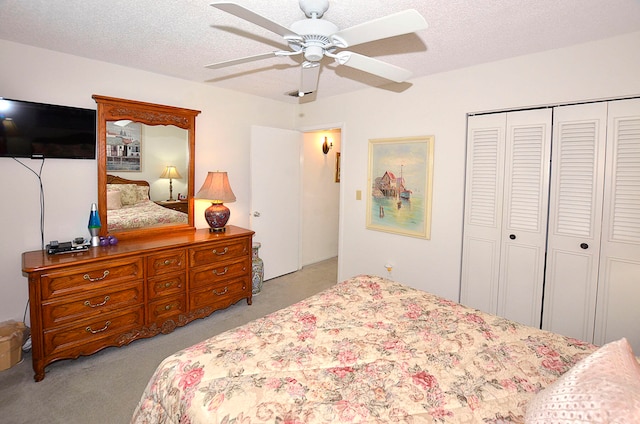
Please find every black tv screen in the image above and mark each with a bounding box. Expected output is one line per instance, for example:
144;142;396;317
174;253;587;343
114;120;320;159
0;98;96;159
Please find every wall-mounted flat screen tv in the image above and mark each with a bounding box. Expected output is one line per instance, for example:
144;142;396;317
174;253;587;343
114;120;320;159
0;98;96;159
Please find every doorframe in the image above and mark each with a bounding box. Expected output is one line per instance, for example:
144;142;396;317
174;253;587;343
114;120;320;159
298;121;346;281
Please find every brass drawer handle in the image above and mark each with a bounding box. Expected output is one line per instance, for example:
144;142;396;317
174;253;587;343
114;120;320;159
83;270;110;282
212;267;228;276
86;321;111;334
84;296;110;308
155;281;179;290
163;259;173;265
213;287;228;296
212;247;228;256
164;303;178;311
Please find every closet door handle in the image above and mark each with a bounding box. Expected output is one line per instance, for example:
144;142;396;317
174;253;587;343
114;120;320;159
580;243;589;249
509;234;516;240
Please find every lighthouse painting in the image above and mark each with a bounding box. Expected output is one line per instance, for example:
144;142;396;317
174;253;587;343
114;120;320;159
367;136;434;239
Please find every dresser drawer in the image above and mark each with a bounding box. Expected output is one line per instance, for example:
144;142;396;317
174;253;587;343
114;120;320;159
147;273;186;300
148;295;187;325
41;281;143;328
189;258;249;290
41;258;143;300
147;250;186;277
42;307;144;357
189;277;249;311
189;238;250;267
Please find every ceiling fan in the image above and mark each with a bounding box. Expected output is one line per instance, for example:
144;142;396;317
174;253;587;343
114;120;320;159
206;0;428;97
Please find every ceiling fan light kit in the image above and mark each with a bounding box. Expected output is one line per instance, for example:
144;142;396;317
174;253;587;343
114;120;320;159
207;1;428;98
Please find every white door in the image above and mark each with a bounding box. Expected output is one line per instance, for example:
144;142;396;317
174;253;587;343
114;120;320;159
497;109;552;327
250;125;302;280
461;109;551;328
542;102;607;342
460;112;507;314
595;98;640;352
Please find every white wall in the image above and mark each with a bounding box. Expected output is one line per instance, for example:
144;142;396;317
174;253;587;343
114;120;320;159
0;40;296;324
297;31;640;302
302;129;341;265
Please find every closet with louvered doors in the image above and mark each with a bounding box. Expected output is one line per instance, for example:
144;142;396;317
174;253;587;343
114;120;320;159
460;108;552;328
543;98;640;353
461;98;640;352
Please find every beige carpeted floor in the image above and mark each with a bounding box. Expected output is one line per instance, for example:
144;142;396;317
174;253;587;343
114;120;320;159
0;257;338;424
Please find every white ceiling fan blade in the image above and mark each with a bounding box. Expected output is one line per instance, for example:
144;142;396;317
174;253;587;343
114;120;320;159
330;9;427;48
210;2;302;41
334;51;412;83
205;52;280;69
300;62;320;94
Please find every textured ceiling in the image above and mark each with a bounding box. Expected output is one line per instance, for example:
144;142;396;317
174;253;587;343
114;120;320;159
1;0;640;104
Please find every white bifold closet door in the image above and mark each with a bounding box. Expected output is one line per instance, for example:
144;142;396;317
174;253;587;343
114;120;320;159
594;98;640;352
461;109;552;327
543;98;640;352
542;102;607;342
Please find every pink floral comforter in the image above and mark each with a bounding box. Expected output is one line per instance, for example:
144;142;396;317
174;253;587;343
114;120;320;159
108;200;187;231
131;275;595;423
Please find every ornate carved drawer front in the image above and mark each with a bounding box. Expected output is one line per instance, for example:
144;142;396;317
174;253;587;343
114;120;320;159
189;238;250;267
41;281;143;328
148;295;187;324
147;250;186;277
42;307;144;357
189;277;249;311
148;273;186;300
189;258;249;289
40;258;143;300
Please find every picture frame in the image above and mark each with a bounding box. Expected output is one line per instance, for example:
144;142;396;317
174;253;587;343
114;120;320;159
366;135;434;239
106;121;142;171
335;152;341;183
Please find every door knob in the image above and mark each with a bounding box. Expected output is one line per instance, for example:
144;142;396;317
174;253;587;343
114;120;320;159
509;234;516;240
580;243;589;249
252;211;261;217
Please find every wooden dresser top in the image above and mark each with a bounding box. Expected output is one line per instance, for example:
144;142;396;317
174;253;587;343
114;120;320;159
23;226;254;274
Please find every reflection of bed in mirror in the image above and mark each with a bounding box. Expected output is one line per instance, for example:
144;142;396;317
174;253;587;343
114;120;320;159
106;174;188;231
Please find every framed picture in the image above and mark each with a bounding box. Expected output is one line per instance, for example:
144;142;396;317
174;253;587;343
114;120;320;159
366;135;434;239
335;152;341;183
106;121;142;171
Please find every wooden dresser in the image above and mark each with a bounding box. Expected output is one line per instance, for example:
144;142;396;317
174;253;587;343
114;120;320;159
22;226;253;381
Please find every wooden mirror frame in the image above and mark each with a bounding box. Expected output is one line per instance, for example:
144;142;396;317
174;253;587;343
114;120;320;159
93;95;200;240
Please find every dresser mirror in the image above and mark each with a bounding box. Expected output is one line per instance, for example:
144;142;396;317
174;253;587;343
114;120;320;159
93;95;200;239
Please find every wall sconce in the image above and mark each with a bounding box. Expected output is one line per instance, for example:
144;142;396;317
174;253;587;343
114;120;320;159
322;136;333;154
195;171;236;233
159;165;182;201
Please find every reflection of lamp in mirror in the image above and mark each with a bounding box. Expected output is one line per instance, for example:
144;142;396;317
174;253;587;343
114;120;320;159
196;171;236;233
159;165;182;201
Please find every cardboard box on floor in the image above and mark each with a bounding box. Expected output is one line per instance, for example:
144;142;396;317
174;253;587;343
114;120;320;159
0;321;26;371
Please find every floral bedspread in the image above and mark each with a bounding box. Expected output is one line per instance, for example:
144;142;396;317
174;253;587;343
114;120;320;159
131;275;596;424
108;200;187;231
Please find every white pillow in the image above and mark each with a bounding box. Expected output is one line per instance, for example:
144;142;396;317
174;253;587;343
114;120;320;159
525;337;640;423
106;190;122;210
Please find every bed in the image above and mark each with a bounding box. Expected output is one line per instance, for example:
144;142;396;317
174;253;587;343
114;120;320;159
131;275;640;423
106;175;188;231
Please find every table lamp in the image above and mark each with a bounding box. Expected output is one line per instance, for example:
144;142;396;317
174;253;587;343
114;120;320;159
196;171;236;232
159;165;182;201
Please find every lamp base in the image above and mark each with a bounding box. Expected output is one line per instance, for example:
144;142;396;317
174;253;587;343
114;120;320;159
204;202;230;233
